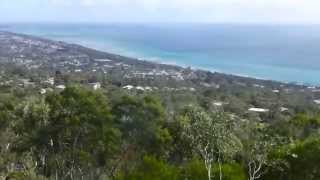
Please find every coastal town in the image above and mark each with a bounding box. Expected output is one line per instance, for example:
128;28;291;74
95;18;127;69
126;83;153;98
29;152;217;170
1;30;320;122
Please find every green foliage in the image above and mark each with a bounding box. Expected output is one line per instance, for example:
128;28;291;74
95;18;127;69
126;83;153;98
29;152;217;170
285;114;320;140
266;137;320;180
113;95;172;157
181;158;209;180
166;118;194;163
118;157;246;180
213;163;246;180
0;85;319;179
182;158;246;180
117;155;180;180
12;87;121;178
180;106;242;180
181;107;242;158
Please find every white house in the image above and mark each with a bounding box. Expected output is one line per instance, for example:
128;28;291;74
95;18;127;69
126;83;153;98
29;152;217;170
40;89;46;95
44;77;55;86
123;85;134;90
89;82;101;90
248;108;269;113
314;100;320;105
56;85;66;90
212;101;224;107
272;90;280;93
136;86;145;91
280;107;289;112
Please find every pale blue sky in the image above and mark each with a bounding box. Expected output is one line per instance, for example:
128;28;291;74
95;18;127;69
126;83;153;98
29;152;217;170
1;0;320;24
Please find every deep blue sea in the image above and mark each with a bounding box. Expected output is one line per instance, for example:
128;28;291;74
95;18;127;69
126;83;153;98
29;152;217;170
1;23;320;85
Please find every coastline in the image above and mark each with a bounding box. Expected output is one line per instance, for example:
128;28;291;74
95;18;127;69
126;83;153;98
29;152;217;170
45;39;320;86
0;28;318;87
123;55;318;86
56;41;318;86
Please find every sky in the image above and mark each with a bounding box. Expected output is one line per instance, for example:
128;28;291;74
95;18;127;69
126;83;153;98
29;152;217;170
1;0;320;24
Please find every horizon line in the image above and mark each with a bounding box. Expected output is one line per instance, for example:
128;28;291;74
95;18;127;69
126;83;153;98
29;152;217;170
1;21;320;26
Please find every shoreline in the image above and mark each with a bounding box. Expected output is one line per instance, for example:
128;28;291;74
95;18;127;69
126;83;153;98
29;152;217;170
68;43;318;86
1;29;318;87
50;38;320;86
134;56;318;87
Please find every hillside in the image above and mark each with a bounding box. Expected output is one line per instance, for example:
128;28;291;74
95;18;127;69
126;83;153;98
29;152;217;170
1;30;320;180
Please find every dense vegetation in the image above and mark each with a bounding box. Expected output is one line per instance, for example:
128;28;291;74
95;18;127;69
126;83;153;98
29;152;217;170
1;85;320;180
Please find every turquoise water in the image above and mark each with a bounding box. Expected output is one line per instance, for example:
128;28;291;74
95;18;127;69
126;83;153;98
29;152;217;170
1;23;320;85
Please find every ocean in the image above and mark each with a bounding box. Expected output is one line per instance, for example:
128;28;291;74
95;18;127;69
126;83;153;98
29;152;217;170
1;23;320;85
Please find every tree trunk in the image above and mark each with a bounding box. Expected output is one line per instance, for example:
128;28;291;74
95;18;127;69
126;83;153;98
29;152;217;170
55;170;57;180
207;164;212;180
218;152;223;180
218;158;222;180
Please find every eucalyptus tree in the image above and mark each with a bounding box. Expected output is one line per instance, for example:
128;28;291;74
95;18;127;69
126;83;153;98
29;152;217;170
13;87;121;179
181;107;242;180
246;127;270;180
240;119;282;180
0;95;18;178
112;95;172;176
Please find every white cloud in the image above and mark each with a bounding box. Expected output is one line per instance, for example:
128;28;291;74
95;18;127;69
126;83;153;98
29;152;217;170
80;0;95;7
2;0;320;23
48;0;71;6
